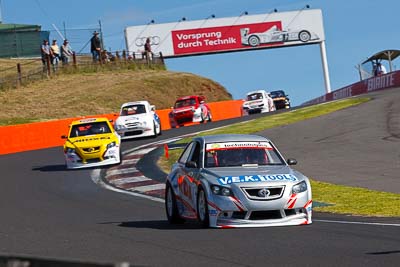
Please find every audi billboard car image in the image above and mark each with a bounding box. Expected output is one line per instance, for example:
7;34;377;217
165;134;312;228
241;25;319;47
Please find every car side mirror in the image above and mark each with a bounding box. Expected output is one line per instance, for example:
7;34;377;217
150;105;156;111
287;158;297;165
61;135;67;139
200;100;205;104
109;119;114;123
185;161;198;168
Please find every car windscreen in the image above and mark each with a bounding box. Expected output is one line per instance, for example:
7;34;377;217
204;141;285;167
247;93;263;101
175;98;196;108
120;104;146;116
270;91;284;98
70;121;112;137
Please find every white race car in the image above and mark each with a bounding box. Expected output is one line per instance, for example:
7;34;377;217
241;25;319;47
242;90;276;115
114;101;161;139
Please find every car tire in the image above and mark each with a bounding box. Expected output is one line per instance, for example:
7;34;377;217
152;122;157;137
298;30;311;42
197;186;210;228
199;112;205;123
248;35;260;47
165;182;184;224
207;111;212;122
158;123;162;135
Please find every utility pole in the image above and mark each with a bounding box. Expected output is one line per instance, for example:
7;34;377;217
98;20;104;50
0;0;3;23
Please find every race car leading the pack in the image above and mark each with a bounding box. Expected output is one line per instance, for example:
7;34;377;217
270;90;291;109
62;118;121;169
114;101;161;139
165;134;312;228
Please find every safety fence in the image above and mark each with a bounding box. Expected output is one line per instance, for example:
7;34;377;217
302;70;400;106
0;51;165;90
0;100;244;155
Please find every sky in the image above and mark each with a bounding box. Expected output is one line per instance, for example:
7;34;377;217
2;0;400;106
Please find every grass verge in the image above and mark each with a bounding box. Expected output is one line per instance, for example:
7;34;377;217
158;97;400;217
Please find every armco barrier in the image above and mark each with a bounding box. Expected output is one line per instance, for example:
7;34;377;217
303;70;400;106
0;100;244;155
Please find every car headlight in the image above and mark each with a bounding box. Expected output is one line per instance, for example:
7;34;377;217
211;185;232;196
114;124;124;130
107;141;117;149
292;181;307;194
65;147;75;154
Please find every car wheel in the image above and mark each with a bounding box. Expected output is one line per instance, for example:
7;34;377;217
197;187;210;228
152;122;157;137
298;30;311;42
207;111;212;122
199;112;205;123
248;35;260;47
158;122;162;135
165;182;184;224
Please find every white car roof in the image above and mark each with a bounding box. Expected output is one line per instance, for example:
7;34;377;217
246;90;269;95
121;101;150;108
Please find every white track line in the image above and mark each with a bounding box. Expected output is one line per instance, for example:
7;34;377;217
121;158;139;165
105;167;140;177
131;183;166;192
91;169;164;203
111;176;151;186
314;219;400;227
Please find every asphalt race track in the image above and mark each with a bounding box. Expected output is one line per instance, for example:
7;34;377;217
0;88;399;266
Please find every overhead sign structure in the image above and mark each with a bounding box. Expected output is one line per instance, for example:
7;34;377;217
125;8;331;93
125;9;325;57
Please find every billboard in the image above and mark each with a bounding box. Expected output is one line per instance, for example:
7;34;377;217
125;9;325;58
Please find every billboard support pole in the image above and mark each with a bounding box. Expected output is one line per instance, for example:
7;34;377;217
319;40;331;93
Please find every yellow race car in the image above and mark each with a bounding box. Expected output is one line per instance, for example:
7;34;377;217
62;118;121;169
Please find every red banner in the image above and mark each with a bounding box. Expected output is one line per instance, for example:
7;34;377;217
172;21;282;55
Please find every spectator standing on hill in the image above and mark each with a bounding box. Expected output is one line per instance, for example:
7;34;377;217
90;31;101;62
61;39;73;65
144;37;152;61
50;39;60;72
41;40;51;72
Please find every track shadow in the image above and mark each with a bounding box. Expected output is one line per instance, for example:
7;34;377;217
100;220;207;230
32;164;110;172
32;164;67;172
366;250;400;255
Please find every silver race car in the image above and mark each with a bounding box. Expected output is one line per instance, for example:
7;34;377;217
165;134;312;228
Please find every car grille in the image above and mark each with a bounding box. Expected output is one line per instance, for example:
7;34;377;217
125;130;143;136
126;122;140;128
82;146;100;153
241;186;285;201
86;158;102;163
249;210;283;220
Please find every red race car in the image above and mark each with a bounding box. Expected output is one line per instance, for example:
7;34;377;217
169;95;212;128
